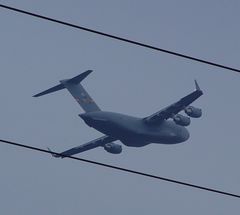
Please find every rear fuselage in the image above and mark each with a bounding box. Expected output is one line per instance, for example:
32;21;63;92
80;111;189;147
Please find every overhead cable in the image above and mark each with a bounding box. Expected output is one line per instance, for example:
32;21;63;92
0;4;240;73
0;138;239;199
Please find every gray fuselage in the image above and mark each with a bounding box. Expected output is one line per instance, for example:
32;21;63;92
80;111;189;147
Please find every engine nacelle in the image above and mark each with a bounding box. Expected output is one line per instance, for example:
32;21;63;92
184;106;202;118
104;143;122;154
173;114;190;126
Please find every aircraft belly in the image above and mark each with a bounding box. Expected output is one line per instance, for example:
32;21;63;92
93;123;121;138
90;118;148;146
82;111;189;146
92;119;185;145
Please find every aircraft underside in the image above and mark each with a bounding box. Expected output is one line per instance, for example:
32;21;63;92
34;70;202;156
80;111;190;146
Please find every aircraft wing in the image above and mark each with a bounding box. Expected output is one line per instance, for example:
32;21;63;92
144;80;203;124
49;135;117;158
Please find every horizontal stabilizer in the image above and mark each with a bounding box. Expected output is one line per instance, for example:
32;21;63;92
68;70;92;84
33;70;93;98
33;83;64;97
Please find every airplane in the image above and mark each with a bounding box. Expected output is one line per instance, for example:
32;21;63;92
34;70;203;157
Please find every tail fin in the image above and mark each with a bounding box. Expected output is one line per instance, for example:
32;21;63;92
33;70;101;112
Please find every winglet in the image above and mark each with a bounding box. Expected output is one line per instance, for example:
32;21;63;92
194;80;201;91
47;147;61;158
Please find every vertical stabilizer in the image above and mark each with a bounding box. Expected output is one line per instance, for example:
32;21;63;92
33;70;101;112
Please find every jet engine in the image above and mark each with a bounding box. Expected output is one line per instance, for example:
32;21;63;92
104;143;122;154
173;114;190;126
184;106;202;118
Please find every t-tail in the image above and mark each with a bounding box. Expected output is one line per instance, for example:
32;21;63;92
33;70;101;112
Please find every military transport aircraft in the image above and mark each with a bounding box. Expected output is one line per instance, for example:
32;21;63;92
34;70;203;157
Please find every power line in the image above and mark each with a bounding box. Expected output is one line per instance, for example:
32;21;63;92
0;4;240;74
0;138;239;199
0;2;240;200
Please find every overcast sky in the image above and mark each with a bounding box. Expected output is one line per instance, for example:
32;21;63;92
0;0;240;214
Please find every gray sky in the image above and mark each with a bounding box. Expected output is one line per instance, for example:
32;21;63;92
0;0;240;214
